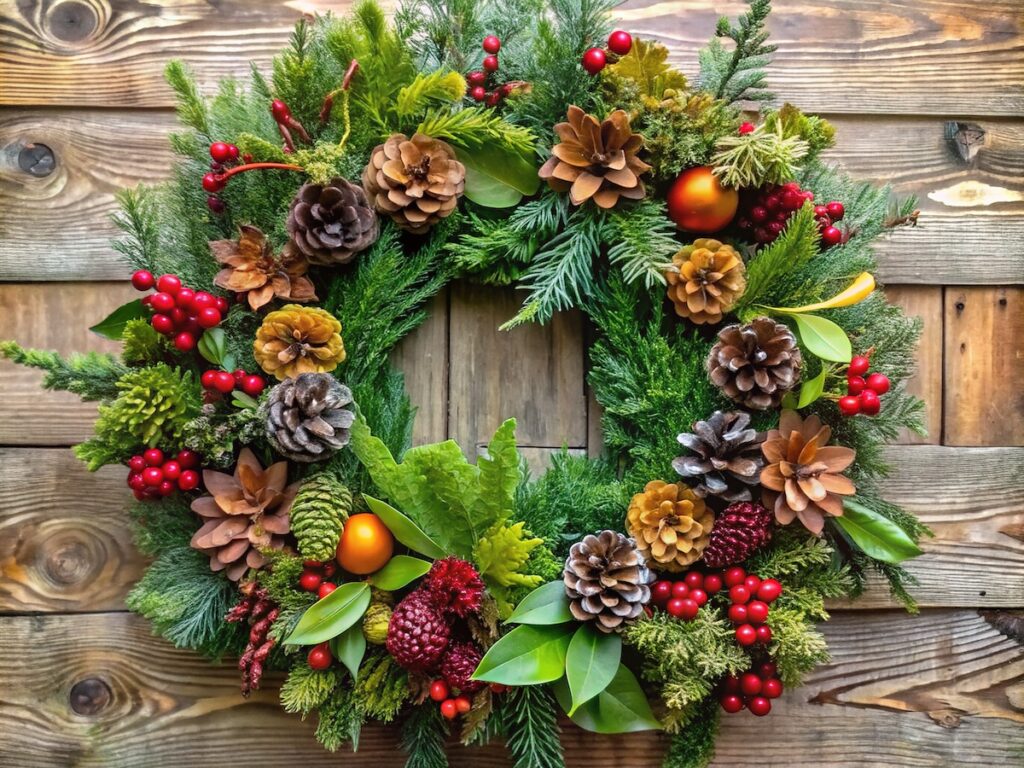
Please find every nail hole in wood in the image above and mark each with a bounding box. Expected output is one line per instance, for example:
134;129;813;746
69;677;113;716
998;297;1007;307
47;1;98;43
18;143;56;177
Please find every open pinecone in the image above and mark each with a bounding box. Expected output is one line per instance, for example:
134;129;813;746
673;410;765;504
265;373;355;463
539;105;651;209
665;239;746;324
211;225;316;310
362;133;465;234
626;480;714;572
286;178;378;266
254;305;346;381
563;530;652;633
707;317;801;410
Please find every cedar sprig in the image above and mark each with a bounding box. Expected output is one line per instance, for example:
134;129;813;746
0;341;126;402
401;704;449;768
698;0;776;106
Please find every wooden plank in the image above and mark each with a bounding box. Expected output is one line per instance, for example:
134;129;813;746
0;610;1019;766
885;286;942;444
447;282;588;456
618;0;1024;117
390;291;449;446
0;282;137;445
944;287;1024;446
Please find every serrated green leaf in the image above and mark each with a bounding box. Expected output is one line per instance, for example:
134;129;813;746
565;626;621;715
89;299;147;340
797;366;828;408
553;664;661;734
367;554;432;590
284;582;371;646
476;418;521;520
788;312;852;363
607;38;688;98
506;580;573;626
330;622;367;681
363;495;446;560
470;624;574;685
197;327;227;365
456;146;539;208
835;499;923;564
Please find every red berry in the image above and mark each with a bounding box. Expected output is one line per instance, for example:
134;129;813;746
482;54;499;72
197;307;222;329
728;585;750;605
746;600;770;625
175;288;195;311
757;579;783;603
720;694;744;713
303;559;323;568
764;193;782;212
132;488;149;501
750;206;768;223
762;678;783;698
722;674;741;694
740;672;763;696
241;375;266;397
201;172;225;193
173;332;195;352
670;582;690;599
826;201;845;220
142;467;164;487
678;599;700;620
299;570;322;592
813;203;830;218
781;190;804;211
747;696;772;716
209;142;232;163
581;47;606;75
131;270;155;291
743;575;761;593
652;580;673;606
307;644;331;670
229;369;245;383
127;472;146;490
201;370;218;389
429;680;450;702
270;99;291;121
821;225;843;247
756;624;773;644
214;295;229;313
169;307;188;330
735;624;757;646
191;292;216;312
213;371;236;394
684;571;704;590
724;566;746;587
738;121;755;135
690;588;708;607
727;604;748;624
227;144;239;160
490;683;508;694
703;573;723;594
782;182;801;192
482;35;501;54
838;395;862;416
758;661;778;679
162;460;182;480
766;221;784;237
467;70;486;87
666;598;686;618
317;582;337;599
177;449;199;469
150;292;175;313
470;86;486;102
143;448;164;466
178;470;200;491
849;355;871;376
455;696;472;714
847;375;866;395
866;372;890;394
860;389;881;415
440;699;458;719
607;30;632;55
158;480;176;497
128;455;147;472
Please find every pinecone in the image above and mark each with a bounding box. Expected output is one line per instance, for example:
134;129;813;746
439;642;485;694
363;602;392;645
266;373;355;463
289;472;351;561
538;105;651;209
703;502;773;568
761;410;856;535
386;589;451;671
707;317;802;410
286;178;378;266
362;133;465;234
563;530;652;633
665;239;746;324
673;410;765;504
626;481;715;572
254;304;346;381
211;225;317;310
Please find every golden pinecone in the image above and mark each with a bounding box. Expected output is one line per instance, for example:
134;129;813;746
666;238;746;324
362;133;465;234
538;105;651;209
254;304;346;381
626;480;714;572
211;225;317;311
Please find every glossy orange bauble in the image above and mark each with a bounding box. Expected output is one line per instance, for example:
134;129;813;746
336;513;394;574
666;166;739;233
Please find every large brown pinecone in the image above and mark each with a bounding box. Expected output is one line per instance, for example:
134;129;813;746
538;105;651;209
626;481;714;572
362;133;465;234
703;501;773;568
265;373;355;463
707;317;802;410
286;178;379;266
665;239;746;324
386;589;451;672
563;530;652;633
673;410;765;504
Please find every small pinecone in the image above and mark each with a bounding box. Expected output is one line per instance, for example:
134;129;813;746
563;531;652;633
439;642;485;694
673;410;765;504
289;473;351;561
362;133;465;234
286;178;379;266
386;590;451;671
703;502;773;568
362;602;392;645
266;373;355;463
626;481;714;572
707;317;802;410
666;239;746;325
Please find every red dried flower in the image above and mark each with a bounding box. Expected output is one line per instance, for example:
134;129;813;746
423;557;484;618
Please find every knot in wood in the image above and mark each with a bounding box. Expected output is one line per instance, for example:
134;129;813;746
44;0;99;44
41;536;95;586
69;677;113;716
18;144;56;177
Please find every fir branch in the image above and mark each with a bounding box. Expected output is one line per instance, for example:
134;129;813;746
0;342;126;401
698;0;775;106
316;685;365;752
662;697;719;768
111;186;163;272
401;704;449;768
735;203;820;314
500;684;565;768
128;495;196;557
397;70;467;118
164;60;210;135
604;200;678;289
417;106;536;155
281;662;343;716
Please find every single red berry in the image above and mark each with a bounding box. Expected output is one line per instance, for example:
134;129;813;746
743;575;761;593
175;288;195;311
173;332;195;352
688;589;707;608
201;172;225;193
482;35;501;54
201;370;218;389
429;680;450;702
467;70;486;87
729;585;750;605
197;307;222;329
684;571;704;590
485;90;501;107
781;190;804;211
158;480;176;497
241;375;266;397
168;307;188;329
581;47;606;75
738;121;756;135
162;460;182;481
740;672;763;697
666;598;686;618
757;579;783;603
214;295;229;313
142;467;164;487
722;674;741;694
231;369;246;383
703;573;723;594
307;643;332;670
670;582;689;599
490;683;508;694
652;580;673;606
735;624;757;646
209;142;232;163
131;270;155;291
322;562;337;578
607;30;632;55
866;372;890;394
826;201;845;220
227;144;239;160
750;206;768;223
470;85;487;102
191;292;216;312
440;699;459;719
847;375;866;395
766;221;784;237
764;193;782;212
678;599;700;621
756;624;773;644
860;389;881;415
483;54;499;72
821;225;843;247
143;448;164;466
747;696;771;716
317;582;337;600
724;566;746;587
803;190;815;202
150;292;176;313
299;570;322;592
178;469;200;491
727;604;748;624
848;355;871;376
455;696;472;714
128;455;147;472
746;600;770;625
720;694;744;713
132;488;150;501
813;204;830;219
758;661;778;679
127;472;146;490
838;395;862;416
762;678;783;698
270;99;291;121
177;450;199;469
213;371;236;394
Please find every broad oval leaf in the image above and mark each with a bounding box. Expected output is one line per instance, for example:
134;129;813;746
470;623;574;686
835;499;923;564
197;327;227;365
789;313;852;363
368;555;432;590
456;146;540;209
506;580;573;626
797;366;828;408
89;299;147;340
565;625;622;715
284;582;371;646
330;622;367;681
363;495;447;560
553;664;661;734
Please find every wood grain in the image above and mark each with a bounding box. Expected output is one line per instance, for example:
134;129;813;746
885;286;942;444
0;610;1019;767
943;287;1024;446
391;291;449;446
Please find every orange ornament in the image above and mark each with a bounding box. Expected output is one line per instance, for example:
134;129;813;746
666;166;739;233
336;513;394;574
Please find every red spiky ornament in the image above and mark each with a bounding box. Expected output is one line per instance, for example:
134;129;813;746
422;557;484;618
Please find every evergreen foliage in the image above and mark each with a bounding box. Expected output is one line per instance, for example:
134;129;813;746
281;662;343;716
315;685;365;751
0;342;126;401
662;697;719;768
401;705;450;768
698;0;775;106
500;684;565;768
355;651;410;721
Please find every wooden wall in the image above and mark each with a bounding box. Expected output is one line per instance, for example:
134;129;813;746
1;0;1022;765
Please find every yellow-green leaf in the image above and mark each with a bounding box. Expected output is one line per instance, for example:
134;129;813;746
470;624;574;686
607;38;687;98
284;582;371;646
788;313;852;363
367;555;432;591
506;580;573;626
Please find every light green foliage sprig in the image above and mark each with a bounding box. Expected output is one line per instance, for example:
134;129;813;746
499;684;566;768
121;319;168;364
281;662;343;716
0;341;126;402
355;651;410;721
662;697;719;768
711;119;809;189
316;685;365;752
698;0;776;106
401;705;449;768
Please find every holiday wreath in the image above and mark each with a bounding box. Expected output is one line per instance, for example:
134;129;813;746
2;1;929;765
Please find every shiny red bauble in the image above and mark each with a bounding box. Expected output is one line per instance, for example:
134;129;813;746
483;54;499;72
666;167;739;232
703;573;723;594
866;372;890;394
299;570;322;592
178;470;200;491
670;581;689;599
746;600;769;624
735;624;757;646
762;678;784;699
838;395;861;416
740;672;763;697
652;580;673;605
724;566;746;587
684;571;704;589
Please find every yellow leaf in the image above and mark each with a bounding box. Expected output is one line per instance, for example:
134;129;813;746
771;272;875;313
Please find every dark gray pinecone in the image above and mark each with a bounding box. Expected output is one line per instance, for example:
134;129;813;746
707;317;802;410
286;177;379;266
563;530;652;633
265;373;355;463
673;410;765;504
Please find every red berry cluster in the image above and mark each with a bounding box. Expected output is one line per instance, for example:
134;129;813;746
201;368;266;400
203;141;240;213
838;354;889;417
812;199;847;248
650;570;722;621
581;29;633;75
719;661;783;717
131;270;228;352
429;678;506;720
724;566;781;647
126;448;201;501
298;560;339;600
466;36;527;106
735;182;815;245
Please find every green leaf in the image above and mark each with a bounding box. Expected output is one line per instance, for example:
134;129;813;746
456;146;539;208
565;626;621;715
835;499;923;564
367;555;432;590
284;582;371;646
476;418;521;522
330;623;367;682
89;299;147;340
796;366;828;408
506;580;573;626
363;495;447;560
781;391;799;410
470;624;574;686
232;391;259;410
607;38;688;98
787;313;852;363
197;327;227;365
553;664;661;734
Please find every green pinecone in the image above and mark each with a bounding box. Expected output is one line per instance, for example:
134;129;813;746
290;474;351;561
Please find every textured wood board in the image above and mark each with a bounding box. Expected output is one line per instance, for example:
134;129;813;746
391;291;449;446
885;286;942;445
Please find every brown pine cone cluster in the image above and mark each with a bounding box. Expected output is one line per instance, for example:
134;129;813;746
707;317;801;410
563;530;652;632
211;225;316;310
665;239;746;324
226;584;280;696
286;178;379;266
702;501;773;568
